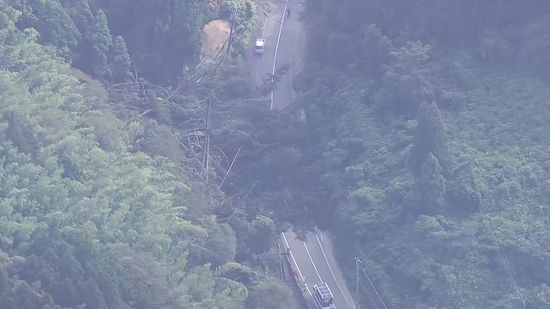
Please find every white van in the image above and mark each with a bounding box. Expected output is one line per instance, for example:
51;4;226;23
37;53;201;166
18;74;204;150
255;39;266;55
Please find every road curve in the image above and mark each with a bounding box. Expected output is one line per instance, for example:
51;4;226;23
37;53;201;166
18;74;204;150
283;230;357;309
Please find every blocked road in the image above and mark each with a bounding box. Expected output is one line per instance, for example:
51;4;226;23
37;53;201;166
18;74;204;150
247;1;357;307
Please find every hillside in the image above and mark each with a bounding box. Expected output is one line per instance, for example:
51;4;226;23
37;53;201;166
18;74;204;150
283;1;550;308
0;0;290;308
4;0;550;308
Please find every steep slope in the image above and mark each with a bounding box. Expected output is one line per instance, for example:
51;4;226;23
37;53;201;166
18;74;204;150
281;1;550;308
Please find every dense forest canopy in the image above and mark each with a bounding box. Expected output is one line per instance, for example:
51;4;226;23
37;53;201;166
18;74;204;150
4;0;550;308
0;0;289;308
282;0;550;308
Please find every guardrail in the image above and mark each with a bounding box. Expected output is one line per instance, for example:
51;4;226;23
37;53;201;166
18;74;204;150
279;233;316;309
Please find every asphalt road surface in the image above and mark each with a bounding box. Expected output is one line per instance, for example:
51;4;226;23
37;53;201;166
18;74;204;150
249;0;307;111
283;230;357;309
248;1;357;308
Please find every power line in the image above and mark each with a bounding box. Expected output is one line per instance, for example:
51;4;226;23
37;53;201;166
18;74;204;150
357;261;388;309
475;168;526;309
357;277;382;309
355;257;360;309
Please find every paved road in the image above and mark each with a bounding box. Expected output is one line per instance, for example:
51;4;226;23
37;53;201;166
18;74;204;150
249;0;307;111
248;1;356;308
283;230;357;309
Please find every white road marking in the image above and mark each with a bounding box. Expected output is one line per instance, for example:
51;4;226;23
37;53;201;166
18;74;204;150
303;241;323;282
270;0;288;110
282;232;312;296
315;232;353;305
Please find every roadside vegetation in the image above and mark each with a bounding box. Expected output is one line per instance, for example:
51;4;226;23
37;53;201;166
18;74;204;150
281;1;550;308
4;0;549;308
0;0;291;308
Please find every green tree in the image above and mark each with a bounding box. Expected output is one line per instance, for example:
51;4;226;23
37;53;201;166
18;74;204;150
17;0;81;59
219;262;260;287
5;111;39;156
62;0;94;30
358;24;393;77
247;215;276;254
410;101;451;175
110;35;131;83
446;162;482;212
246;281;292;309
419;153;446;212
221;0;255;51
77;278;107;309
93;0;208;83
0;4;252;307
373;40;434;113
281;0;550;307
193;218;237;267
89;9;112;81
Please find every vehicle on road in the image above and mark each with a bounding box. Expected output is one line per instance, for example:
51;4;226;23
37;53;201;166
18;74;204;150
255;38;265;55
313;283;336;309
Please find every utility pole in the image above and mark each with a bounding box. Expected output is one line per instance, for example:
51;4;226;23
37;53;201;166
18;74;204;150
202;98;211;183
355;257;361;309
227;21;234;52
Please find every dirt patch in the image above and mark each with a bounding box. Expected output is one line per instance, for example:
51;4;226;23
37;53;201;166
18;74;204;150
201;19;231;64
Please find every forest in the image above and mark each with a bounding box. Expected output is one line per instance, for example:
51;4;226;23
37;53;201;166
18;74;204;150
287;0;550;308
3;0;550;308
0;0;293;308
